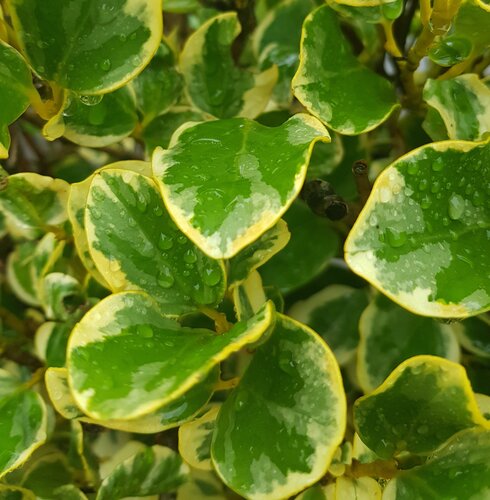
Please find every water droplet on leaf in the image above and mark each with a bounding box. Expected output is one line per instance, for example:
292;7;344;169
448;193;465;220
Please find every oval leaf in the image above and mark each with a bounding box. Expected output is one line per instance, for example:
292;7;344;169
67;291;274;419
345;140;490;318
152;113;329;259
211;314;346;499
357;294;460;392
9;0;163;94
292;5;398;135
354;355;489;458
85;168;226;314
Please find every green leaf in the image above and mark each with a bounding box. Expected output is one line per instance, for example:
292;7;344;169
289;285;369;366
9;0;163;94
253;0;315;106
292;6;399;135
30;232;65;295
228;219;290;286
333;476;382;500
43;88;138;147
67;292;274;420
383;428;490;499
46;366;218;433
0;41;33;158
85;168;226;314
179;404;220;471
260;201;339;294
6;241;39;306
35;321;73;367
39;272;83;321
345;140;490;318
354;355;489;459
211;314;346;499
0;390;47;478
20;452;73;498
68;160;150;289
176;469;226;500
0;173;69;240
141;109;203;154
428;36;473;67
423;75;490;141
51;485;88;500
233;270;268;322
0;485;36;500
96;445;189;500
152;114;329;259
455;315;490;359
131;41;183;125
357;294;460;392
180;12;277;119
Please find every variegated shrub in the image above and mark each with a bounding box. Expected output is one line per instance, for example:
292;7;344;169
0;0;489;498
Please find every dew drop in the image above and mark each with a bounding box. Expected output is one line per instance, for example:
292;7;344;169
157;268;174;288
472;191;484;207
203;267;222;286
431;158;444;171
79;94;103;106
417;424;429;435
177;234;187;245
234;390;249;410
386;228;407;248
418;179;428;191
431;181;441;193
407;163;419;175
90;207;101;219
183;249;197;264
448;193;465;220
100;59;111;71
278;350;295;375
137;324;153;338
158;233;174;250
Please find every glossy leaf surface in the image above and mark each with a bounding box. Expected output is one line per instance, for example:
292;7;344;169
212;314;346;499
67;292;274;419
9;0;162;94
85;168;226;314
180;13;277;119
292;6;398;135
354;356;489;458
345;140;490;318
357;294;460;392
152;114;329;259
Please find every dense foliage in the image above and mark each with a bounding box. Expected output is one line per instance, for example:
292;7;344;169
0;0;489;498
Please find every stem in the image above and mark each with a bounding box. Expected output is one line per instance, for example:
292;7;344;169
352;160;372;205
200;307;232;334
438;51;476;80
215;377;239;391
349;459;399;479
382;21;403;59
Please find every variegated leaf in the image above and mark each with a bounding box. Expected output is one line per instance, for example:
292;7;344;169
212;314;346;500
345;140;490;318
67;292;274;420
152;114;329;259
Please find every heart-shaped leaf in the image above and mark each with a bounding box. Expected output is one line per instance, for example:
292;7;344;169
211;314;346;499
9;0;162;94
354;355;489;458
345;140;490;318
357;294;460;392
292;6;399;135
85;168;226;314
152;114;329;259
67;291;274;420
180;12;277;119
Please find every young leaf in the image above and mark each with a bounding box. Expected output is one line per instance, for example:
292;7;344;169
0;173;69;240
67;292;274;420
233;270;268;321
0;485;36;499
0;41;33;158
228;219;290;286
334;476;382;500
43;88;138;147
423;75;490;141
383;428;490;499
345;140;490;318
39;272;83;321
0;390;47;478
357;294;460;392
456;315;490;359
179;404;220;471
260;201;339;293
96;445;189;500
6;241;39;306
85;168;226;314
211;314;346;499
180;12;277;119
35;321;73;367
354;355;489;458
68;160;150;289
289;285;369;366
46;367;218;434
292;5;399;135
253;0;315;106
9;0;163;94
152;114;329;259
